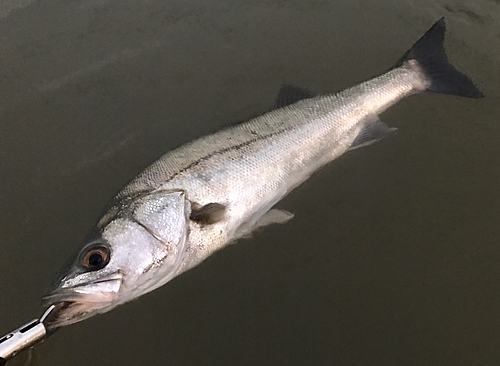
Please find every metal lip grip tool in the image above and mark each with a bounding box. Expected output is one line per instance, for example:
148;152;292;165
0;306;55;365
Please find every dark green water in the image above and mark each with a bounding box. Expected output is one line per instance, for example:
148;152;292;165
1;0;499;365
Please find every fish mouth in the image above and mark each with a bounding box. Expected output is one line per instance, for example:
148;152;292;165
42;272;123;329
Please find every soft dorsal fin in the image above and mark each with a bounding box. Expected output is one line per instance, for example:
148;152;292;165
273;84;315;109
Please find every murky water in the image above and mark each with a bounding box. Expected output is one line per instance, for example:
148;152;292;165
1;0;499;365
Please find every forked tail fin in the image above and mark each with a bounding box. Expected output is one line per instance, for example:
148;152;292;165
395;17;484;98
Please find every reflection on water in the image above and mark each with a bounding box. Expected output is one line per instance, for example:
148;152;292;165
1;0;499;365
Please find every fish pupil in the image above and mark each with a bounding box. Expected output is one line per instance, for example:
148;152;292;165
88;253;103;267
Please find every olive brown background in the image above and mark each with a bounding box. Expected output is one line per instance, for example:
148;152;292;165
0;0;499;365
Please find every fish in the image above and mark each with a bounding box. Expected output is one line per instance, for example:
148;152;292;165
42;18;483;329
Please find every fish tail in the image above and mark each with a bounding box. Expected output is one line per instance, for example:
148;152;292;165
395;17;484;98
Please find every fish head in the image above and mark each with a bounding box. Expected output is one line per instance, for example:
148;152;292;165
43;190;190;329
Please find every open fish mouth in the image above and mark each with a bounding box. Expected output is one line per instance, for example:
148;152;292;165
42;273;123;329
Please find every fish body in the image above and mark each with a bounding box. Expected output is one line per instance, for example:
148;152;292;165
112;65;420;273
43;18;482;329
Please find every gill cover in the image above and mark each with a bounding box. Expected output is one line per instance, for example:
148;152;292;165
105;189;191;293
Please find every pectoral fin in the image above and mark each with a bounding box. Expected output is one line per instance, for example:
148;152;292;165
348;116;397;151
190;202;227;225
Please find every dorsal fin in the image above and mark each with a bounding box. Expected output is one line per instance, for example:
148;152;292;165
273;84;315;109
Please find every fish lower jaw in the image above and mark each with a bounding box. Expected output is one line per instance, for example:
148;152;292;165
42;287;123;329
42;297;122;330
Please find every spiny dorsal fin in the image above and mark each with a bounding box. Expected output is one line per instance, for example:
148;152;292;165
190;202;227;225
273;84;315;109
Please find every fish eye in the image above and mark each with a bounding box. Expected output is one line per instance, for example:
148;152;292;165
81;245;110;271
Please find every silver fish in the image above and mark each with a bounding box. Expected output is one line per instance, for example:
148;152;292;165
43;18;482;329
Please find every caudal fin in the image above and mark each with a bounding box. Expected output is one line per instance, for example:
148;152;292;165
395;17;484;98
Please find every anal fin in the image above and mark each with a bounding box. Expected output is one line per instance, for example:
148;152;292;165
348;115;397;151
